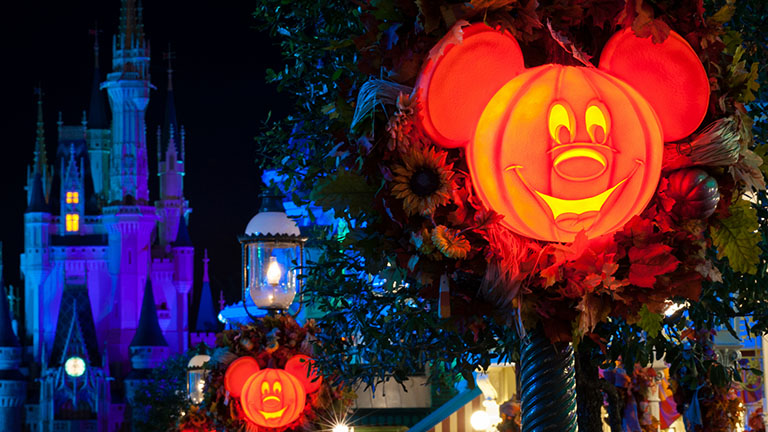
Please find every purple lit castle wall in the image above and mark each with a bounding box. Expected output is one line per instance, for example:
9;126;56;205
15;1;212;429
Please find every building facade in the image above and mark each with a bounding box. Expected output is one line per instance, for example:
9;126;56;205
14;1;199;430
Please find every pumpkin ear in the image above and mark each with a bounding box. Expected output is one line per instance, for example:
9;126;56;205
284;355;322;393
598;29;710;142
225;357;260;398
416;22;525;148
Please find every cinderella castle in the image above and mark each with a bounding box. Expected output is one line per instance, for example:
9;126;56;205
0;1;221;430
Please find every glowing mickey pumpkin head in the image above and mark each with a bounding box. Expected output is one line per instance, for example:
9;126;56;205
224;355;322;429
416;24;710;242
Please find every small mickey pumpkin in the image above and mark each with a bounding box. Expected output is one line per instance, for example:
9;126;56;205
416;23;710;242
224;355;322;429
665;168;720;220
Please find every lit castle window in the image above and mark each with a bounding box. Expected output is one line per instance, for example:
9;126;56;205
66;191;79;204
66;214;79;232
65;356;86;377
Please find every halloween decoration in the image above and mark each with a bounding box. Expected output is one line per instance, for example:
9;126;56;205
225;354;322;429
416;23;710;242
284;354;322;394
665;169;720;220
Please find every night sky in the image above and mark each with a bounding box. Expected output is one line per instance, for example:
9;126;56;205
0;1;289;317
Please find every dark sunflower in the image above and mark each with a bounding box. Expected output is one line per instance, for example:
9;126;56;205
391;147;455;216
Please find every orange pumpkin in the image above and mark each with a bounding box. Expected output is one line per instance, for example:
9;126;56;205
225;356;260;398
416;24;709;242
285;354;322;393
241;368;306;428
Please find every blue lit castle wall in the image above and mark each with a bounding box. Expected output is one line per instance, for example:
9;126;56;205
17;1;197;430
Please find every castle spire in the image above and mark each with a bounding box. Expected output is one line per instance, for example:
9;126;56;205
118;0;144;50
195;250;218;333
130;280;168;348
33;87;48;175
162;44;178;152
88;24;109;130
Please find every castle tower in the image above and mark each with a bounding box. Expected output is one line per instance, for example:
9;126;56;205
156;47;188;247
60;145;85;234
87;25;112;203
0;276;26;432
102;0;151;203
101;0;158;374
190;249;219;347
125;280;169;407
170;217;193;352
21;91;54;359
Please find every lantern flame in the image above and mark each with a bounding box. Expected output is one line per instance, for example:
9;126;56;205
266;257;281;286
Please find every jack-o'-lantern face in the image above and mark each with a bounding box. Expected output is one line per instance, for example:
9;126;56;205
243;369;305;427
224;355;322;429
417;24;709;242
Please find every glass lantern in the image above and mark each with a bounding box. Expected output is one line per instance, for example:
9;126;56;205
187;354;211;404
240;193;306;314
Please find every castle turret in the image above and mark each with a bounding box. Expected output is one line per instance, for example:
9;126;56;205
102;0;151;203
171;217;193;352
125;279;169;406
87;25;112;202
191;249;219;347
0;276;25;432
22;92;54;359
156;49;188;247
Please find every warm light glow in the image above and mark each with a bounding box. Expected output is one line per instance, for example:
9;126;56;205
66;191;79;204
65;213;80;232
241;369;306;428
266;256;281;286
333;424;352;432
470;410;491;431
416;23;709;242
65;356;86;377
285;354;322;393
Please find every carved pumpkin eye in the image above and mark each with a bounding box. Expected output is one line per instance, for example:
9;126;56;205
262;382;270;394
548;102;575;144
585;103;609;144
273;382;282;393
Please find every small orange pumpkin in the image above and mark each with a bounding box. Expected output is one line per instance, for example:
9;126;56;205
241;368;306;428
416;24;710;242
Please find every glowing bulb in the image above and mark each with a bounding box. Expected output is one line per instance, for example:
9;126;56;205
332;425;352;432
266;256;282;286
470;410;491;431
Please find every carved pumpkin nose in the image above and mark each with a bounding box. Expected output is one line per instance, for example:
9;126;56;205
553;146;607;181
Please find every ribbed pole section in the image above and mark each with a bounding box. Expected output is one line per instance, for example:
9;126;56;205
520;327;578;432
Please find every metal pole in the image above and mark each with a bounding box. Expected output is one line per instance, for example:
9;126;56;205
520;327;578;432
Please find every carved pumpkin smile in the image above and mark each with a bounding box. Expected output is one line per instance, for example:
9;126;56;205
506;160;643;232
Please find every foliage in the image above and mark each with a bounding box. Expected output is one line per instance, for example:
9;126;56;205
251;0;768;429
132;350;198;432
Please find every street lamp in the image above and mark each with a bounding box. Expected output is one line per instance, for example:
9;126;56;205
240;191;306;315
188;354;211;404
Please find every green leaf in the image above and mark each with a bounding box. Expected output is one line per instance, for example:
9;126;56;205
638;304;663;339
310;170;376;218
710;199;762;274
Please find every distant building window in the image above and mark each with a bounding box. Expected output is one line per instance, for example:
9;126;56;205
66;214;80;232
65;356;86;377
66;191;79;204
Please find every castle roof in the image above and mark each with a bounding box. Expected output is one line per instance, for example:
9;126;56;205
0;282;20;348
50;283;101;367
172;216;193;247
26;173;48;213
130;279;168;347
195;250;220;333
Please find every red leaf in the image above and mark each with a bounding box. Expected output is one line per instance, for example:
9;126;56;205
628;244;680;288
